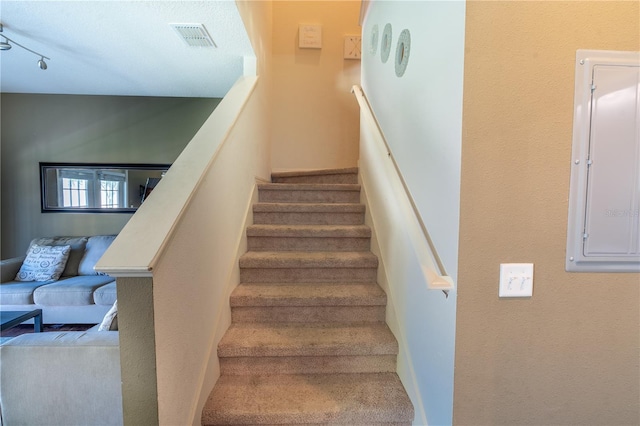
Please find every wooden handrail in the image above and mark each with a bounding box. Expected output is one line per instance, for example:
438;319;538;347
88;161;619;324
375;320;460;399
352;85;453;295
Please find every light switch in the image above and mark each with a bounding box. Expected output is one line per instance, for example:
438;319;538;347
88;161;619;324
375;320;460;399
499;263;534;298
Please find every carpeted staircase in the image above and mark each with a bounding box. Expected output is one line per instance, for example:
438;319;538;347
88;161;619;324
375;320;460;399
202;168;414;425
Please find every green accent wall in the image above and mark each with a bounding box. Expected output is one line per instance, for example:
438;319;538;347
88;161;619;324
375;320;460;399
1;94;220;258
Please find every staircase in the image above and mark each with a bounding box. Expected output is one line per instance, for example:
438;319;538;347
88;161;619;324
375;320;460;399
202;167;414;425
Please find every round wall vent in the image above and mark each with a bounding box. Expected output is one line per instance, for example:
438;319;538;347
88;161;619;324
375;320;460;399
381;23;392;63
395;29;411;77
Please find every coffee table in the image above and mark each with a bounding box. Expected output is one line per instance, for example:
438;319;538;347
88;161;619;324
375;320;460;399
0;309;43;333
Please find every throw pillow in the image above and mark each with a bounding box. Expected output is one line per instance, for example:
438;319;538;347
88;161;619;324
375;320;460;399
98;300;118;331
15;244;71;282
30;236;88;277
78;235;117;276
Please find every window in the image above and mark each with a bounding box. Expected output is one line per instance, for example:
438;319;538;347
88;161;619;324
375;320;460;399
97;171;126;209
100;180;120;208
61;177;89;207
57;169;126;209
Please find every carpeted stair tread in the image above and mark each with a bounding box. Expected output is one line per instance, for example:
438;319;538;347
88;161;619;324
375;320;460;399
271;168;359;184
253;203;365;213
230;283;386;307
239;251;378;269
201;373;414;425
258;184;361;204
271;167;358;180
247;224;371;238
217;322;398;357
257;183;361;191
252;203;366;226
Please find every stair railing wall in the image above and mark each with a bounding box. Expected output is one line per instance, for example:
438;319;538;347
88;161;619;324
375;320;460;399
352;85;454;295
354;84;459;425
96;75;272;425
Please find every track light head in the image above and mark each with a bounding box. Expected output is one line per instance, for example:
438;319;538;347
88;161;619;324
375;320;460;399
0;23;50;70
0;24;9;51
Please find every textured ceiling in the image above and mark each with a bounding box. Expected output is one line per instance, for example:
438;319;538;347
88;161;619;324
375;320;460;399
0;1;255;98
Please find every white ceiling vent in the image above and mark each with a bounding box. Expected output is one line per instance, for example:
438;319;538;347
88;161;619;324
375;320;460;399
170;23;217;48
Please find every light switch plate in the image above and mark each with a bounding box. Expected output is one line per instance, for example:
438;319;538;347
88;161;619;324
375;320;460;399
499;263;534;297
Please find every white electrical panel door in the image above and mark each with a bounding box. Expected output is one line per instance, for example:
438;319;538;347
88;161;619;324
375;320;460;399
566;50;640;272
585;65;640;256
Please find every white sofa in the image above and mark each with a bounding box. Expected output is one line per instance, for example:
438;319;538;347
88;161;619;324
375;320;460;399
0;236;117;324
0;329;122;425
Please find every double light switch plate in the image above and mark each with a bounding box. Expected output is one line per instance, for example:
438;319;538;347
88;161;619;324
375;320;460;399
499;263;534;298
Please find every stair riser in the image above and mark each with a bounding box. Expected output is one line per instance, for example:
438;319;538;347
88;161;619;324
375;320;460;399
231;306;385;323
248;423;412;426
253;211;364;225
219;355;397;375
230;283;387;308
259;190;360;204
240;267;378;283
203;409;410;425
219;344;398;358
248;236;370;252
239;253;378;269
272;174;358;184
244;424;411;426
204;414;410;425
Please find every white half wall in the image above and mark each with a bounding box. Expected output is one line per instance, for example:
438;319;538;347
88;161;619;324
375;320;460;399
361;1;465;282
359;111;457;426
359;2;466;425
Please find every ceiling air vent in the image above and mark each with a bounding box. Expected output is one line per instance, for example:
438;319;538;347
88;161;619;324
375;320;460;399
170;23;217;48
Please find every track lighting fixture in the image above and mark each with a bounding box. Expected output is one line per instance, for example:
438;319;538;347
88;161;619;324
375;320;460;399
0;23;50;70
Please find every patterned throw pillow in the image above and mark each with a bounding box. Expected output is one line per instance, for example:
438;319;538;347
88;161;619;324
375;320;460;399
15;244;71;282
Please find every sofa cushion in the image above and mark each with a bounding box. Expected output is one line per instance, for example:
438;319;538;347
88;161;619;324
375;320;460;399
33;276;115;306
0;281;51;305
78;236;117;276
30;236;88;277
94;282;117;306
15;244;71;282
0;331;122;426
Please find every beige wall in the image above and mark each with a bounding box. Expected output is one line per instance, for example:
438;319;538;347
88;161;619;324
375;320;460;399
455;2;640;425
271;0;361;171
